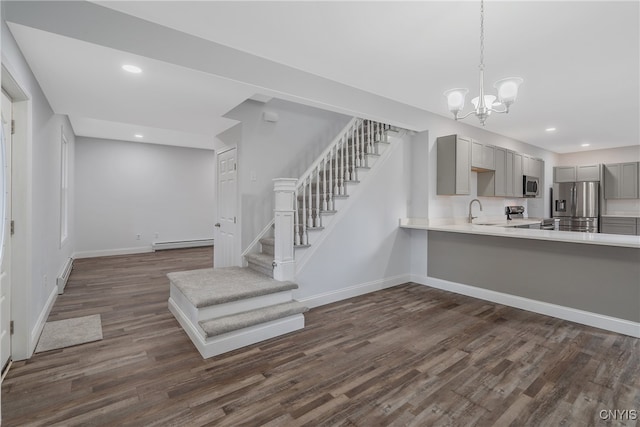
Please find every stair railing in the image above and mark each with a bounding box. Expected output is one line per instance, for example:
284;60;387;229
294;118;390;246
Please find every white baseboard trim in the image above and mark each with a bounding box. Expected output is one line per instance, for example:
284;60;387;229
30;286;58;356
74;246;153;259
168;297;305;359
413;275;640;338
153;239;214;251
298;274;411;308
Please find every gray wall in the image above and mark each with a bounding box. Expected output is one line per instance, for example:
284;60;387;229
427;231;640;322
75;137;215;256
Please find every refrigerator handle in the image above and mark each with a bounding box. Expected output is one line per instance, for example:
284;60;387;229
571;184;577;217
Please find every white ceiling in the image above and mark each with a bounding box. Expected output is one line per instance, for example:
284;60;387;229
4;1;639;153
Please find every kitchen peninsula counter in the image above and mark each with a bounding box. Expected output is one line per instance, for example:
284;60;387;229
400;218;640;249
401;217;639;335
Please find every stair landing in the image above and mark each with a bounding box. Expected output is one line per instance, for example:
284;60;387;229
168;267;296;307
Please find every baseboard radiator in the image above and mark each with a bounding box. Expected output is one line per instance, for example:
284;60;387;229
153;238;214;251
57;257;74;294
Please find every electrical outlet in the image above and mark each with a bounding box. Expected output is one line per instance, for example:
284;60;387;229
136;234;141;240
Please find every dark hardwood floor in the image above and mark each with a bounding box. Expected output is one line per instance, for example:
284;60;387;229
2;247;638;426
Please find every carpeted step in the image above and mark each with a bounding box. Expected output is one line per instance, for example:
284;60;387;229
245;253;274;277
199;301;309;338
260;237;274;256
167;267;295;308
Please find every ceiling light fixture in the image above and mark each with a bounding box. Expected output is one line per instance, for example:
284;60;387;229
581;143;590;147
134;134;144;138
545;127;557;132
444;0;523;126
122;64;142;74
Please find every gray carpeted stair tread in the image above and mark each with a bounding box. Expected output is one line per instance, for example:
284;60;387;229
259;238;274;255
245;253;274;268
259;237;275;246
167;267;296;308
199;301;309;338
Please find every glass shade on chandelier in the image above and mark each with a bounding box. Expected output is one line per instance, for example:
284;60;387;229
445;77;522;125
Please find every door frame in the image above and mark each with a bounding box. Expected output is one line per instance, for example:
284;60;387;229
214;146;241;268
1;89;14;380
2;63;33;361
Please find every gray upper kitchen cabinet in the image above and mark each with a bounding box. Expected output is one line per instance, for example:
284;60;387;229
506;150;514;196
437;134;470;195
513;152;523;197
604;162;639;199
554;166;576;183
477;148;510;197
555;165;601;182
523;155;543;179
576;165;600;181
471;140;495;171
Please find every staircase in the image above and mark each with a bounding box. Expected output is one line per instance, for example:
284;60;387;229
244;118;397;276
245;237;275;277
168;118;398;359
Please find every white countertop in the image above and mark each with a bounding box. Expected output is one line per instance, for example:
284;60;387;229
400;218;640;249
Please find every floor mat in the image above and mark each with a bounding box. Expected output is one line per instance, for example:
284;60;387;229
35;314;103;353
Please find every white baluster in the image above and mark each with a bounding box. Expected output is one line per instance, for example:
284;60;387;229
361;120;366;165
322;158;328;211
340;137;346;194
294;192;300;246
301;183;307;244
315;165;321;227
356;123;362;168
328;147;334;210
307;177;312;230
367;120;372;164
350;125;356;181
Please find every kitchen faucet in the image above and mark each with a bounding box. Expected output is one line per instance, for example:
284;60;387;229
468;199;483;223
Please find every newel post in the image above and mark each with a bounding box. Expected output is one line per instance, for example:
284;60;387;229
273;178;297;282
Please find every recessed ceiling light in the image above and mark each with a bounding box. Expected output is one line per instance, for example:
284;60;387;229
545;127;556;132
581;143;590;147
134;134;144;138
122;64;142;74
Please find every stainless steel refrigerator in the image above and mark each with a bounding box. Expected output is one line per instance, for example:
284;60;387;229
552;181;599;232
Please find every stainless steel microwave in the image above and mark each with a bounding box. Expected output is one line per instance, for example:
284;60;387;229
523;175;539;197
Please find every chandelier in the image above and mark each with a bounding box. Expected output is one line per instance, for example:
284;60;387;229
444;0;523;126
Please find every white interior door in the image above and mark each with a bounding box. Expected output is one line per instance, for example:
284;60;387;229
214;148;237;268
0;91;13;375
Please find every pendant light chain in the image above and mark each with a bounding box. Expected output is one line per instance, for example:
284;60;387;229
479;0;485;71
443;0;522;123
